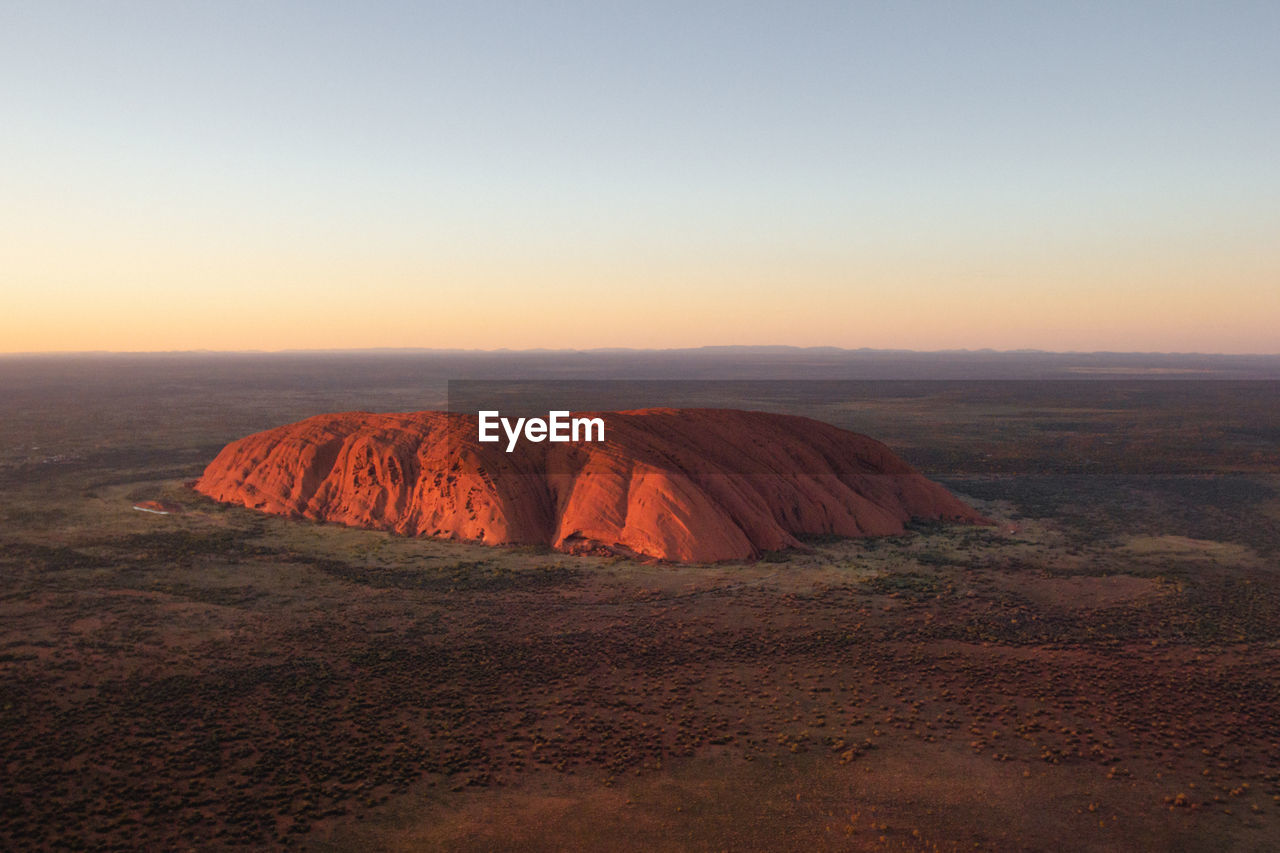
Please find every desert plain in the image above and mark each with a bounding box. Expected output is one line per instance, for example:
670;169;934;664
2;351;1279;851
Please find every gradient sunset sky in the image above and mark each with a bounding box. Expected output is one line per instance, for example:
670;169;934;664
4;1;1277;354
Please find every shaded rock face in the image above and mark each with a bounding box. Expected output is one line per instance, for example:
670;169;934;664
194;409;988;562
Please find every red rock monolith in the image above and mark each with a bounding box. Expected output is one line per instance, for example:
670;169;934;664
194;409;988;561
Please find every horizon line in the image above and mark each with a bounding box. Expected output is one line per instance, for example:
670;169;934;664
3;346;1280;359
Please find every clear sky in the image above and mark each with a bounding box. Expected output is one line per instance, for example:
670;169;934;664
3;1;1277;353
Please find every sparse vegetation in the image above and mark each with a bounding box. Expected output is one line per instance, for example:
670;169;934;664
1;359;1278;849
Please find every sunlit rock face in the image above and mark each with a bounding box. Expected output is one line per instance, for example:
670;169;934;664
195;408;988;562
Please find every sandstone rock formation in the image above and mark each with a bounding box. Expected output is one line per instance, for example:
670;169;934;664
194;409;988;562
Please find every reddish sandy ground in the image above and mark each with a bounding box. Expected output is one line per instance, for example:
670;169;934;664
2;495;1279;850
3;373;1279;850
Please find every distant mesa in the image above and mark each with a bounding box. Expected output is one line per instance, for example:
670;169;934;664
194;409;988;562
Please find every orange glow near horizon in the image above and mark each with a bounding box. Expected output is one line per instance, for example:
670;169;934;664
5;227;1278;354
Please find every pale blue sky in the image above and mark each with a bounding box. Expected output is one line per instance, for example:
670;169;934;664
3;1;1278;352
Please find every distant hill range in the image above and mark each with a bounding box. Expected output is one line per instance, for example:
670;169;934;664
4;347;1279;382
